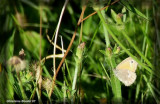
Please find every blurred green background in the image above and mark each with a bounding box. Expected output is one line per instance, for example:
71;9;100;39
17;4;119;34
0;0;160;103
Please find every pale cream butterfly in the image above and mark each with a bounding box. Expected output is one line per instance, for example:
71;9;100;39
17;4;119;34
114;57;138;86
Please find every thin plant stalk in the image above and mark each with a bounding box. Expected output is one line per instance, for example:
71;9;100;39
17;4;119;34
71;64;79;104
109;57;122;103
48;4;87;99
71;43;85;103
56;0;119;76
38;3;42;99
72;64;79;90
17;74;27;100
49;0;69;98
53;0;69;75
96;9;122;103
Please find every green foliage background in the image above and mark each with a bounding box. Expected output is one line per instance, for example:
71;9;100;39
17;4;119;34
0;0;160;103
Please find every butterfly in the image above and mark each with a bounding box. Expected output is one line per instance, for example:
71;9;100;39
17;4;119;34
114;57;138;86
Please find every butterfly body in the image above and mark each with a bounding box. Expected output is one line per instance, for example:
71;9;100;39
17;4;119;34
114;57;138;86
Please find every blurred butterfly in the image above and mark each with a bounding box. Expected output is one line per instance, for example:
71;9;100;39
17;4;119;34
114;57;138;86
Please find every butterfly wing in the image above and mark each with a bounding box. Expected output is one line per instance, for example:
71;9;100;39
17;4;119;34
114;69;137;86
116;57;138;72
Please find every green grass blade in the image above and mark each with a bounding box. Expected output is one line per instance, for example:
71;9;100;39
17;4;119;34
120;0;149;20
143;75;160;103
122;31;153;69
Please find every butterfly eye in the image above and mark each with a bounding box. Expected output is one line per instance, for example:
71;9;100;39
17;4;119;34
130;60;134;64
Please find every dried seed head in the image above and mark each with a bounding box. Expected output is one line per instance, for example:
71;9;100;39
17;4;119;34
29;61;42;82
8;56;27;72
19;48;26;59
42;78;52;93
35;65;41;83
30;61;39;72
8;56;21;65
